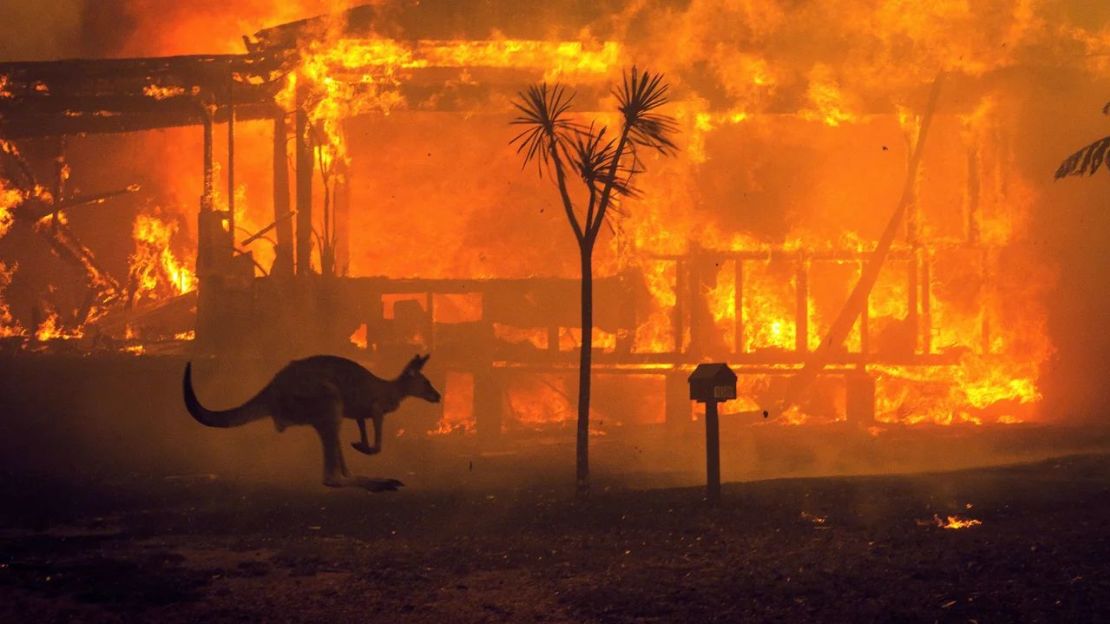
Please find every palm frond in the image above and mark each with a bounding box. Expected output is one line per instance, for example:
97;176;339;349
1056;136;1110;179
614;67;679;155
509;83;579;177
568;123;641;198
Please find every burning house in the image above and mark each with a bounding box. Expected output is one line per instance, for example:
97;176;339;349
0;1;1105;442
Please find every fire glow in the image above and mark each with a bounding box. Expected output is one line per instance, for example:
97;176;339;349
1;1;1104;434
930;514;984;530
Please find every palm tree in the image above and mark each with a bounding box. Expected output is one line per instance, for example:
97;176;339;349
1055;102;1110;178
510;68;677;496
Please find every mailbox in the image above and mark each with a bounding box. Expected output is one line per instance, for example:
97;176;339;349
687;363;737;506
688;363;737;402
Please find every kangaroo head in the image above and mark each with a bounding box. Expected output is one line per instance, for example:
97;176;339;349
400;353;441;403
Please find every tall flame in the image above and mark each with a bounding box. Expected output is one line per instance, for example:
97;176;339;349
129;213;197;302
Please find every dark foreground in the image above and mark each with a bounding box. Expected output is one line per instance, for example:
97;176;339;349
1;454;1108;624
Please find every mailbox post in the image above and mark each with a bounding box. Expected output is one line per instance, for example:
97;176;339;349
688;363;737;505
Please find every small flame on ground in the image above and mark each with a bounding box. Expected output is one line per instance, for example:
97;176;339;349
918;514;983;530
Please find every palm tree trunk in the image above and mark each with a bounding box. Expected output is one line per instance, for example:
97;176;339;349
576;240;593;497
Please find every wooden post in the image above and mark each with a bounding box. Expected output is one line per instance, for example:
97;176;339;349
334;159;350;276
202;104;214;208
704;400;721;505
859;266;870;359
734;260;744;354
909;249;919;352
197;103;215;277
294;89;313;276
689;363;736;506
271;110;294;276
687;258;701;357
673;258;685;354
921;249;932;354
795;254;808;353
227;69;235;243
333;119;351;276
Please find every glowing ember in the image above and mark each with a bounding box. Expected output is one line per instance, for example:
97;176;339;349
142;84;186;100
800;511;828;525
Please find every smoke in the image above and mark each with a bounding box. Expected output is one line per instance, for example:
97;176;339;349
0;0;84;61
77;0;366;58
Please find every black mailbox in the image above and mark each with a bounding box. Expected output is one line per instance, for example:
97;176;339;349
687;363;737;506
688;363;737;402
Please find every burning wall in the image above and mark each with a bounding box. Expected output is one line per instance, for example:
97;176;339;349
1;0;1107;431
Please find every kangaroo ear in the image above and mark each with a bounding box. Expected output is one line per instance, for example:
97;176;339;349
414;354;430;370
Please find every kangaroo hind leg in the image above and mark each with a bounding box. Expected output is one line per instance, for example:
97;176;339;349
314;407;402;492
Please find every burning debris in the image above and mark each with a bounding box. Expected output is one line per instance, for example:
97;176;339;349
128;213;197;304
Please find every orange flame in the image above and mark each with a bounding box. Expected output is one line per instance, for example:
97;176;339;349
129;213;197;302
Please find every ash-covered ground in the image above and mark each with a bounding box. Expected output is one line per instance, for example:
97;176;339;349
1;453;1107;623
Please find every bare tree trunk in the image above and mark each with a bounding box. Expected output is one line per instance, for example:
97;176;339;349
577;240;593;497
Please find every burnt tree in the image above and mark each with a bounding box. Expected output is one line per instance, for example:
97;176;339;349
510;68;677;496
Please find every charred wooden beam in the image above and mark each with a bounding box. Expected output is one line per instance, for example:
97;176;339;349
227;71;236;243
0;103;277;139
271;110;294;276
779;74;946;413
12;186;139;223
294;87;313;276
240;211;295;248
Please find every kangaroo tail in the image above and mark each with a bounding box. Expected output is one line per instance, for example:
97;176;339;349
183;362;269;428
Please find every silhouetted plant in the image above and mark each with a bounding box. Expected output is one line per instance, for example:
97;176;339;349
510;68;677;496
1055;102;1110;178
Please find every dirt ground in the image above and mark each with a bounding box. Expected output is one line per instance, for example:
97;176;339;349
1;453;1107;623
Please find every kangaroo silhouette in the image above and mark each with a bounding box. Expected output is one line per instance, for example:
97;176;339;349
183;354;441;491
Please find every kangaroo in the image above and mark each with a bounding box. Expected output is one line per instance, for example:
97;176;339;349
183;354;441;492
